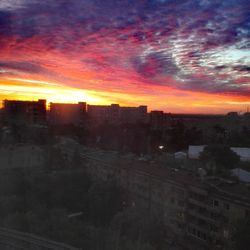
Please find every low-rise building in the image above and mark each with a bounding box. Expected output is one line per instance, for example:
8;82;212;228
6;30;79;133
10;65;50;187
231;147;250;161
188;145;205;159
231;168;250;183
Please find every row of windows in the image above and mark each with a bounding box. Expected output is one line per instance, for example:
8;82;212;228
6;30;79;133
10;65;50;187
210;199;230;210
188;227;207;241
171;186;185;196
170;197;185;207
190;196;231;212
90;164;250;222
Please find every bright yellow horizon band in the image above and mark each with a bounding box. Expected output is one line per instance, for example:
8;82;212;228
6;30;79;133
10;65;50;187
1;77;250;114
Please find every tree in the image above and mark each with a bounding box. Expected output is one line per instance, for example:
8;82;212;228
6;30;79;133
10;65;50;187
185;126;204;145
87;180;126;226
168;121;187;151
71;148;83;168
111;207;166;249
199;145;240;170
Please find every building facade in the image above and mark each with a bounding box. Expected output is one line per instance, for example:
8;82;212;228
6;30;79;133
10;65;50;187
3;99;46;125
82;149;250;250
49;102;86;125
87;104;147;124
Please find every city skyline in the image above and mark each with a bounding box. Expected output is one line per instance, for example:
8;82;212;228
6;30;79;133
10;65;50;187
0;0;250;113
2;98;249;116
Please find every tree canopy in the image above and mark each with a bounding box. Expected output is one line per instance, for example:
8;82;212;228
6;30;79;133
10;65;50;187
199;145;240;170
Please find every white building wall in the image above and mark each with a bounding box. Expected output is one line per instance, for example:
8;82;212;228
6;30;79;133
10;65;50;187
188;145;205;159
188;145;250;162
231;147;250;162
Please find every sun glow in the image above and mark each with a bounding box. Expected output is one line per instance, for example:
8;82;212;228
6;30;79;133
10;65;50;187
0;78;107;108
1;76;250;114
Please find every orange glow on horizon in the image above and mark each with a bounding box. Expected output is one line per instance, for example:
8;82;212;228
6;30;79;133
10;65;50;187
1;77;250;114
0;78;108;108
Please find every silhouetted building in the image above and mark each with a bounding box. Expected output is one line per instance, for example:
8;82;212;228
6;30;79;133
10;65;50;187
87;104;114;123
49;102;86;125
226;112;239;118
120;105;147;123
150;110;165;129
0;109;3;126
243;112;250;124
87;104;147;124
3;99;46;125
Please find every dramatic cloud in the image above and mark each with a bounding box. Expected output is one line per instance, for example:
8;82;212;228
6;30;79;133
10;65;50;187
0;0;249;113
0;61;47;74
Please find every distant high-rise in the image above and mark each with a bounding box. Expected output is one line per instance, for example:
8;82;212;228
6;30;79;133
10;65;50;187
87;104;147;124
150;110;165;129
49;102;86;125
3;99;46;125
120;105;147;123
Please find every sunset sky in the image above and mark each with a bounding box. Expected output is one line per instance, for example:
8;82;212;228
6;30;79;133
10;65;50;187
0;0;250;113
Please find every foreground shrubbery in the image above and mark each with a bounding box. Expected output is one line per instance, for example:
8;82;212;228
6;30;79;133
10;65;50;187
0;169;166;250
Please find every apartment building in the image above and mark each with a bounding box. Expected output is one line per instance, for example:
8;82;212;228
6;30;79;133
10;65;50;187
3;99;46;125
83;149;250;250
49;102;86;125
87;104;147;124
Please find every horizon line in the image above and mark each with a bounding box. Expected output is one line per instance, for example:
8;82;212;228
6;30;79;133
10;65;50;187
0;98;246;116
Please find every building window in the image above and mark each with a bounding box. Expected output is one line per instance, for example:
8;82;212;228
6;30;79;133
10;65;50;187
203;233;207;240
178;200;184;207
245;210;249;218
210;225;219;233
197;231;201;238
223;203;230;210
210;212;218;220
213;200;219;207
